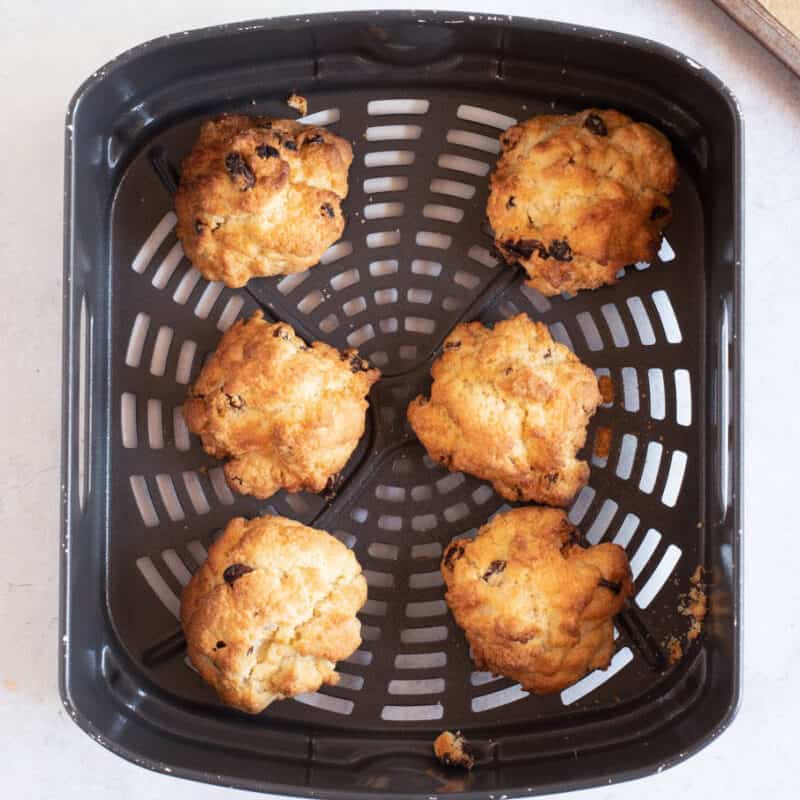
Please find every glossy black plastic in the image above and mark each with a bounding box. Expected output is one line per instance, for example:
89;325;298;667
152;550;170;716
60;10;742;798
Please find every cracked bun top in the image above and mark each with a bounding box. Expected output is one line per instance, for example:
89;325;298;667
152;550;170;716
175;115;353;287
407;314;601;507
181;514;367;713
183;312;379;500
487;108;677;295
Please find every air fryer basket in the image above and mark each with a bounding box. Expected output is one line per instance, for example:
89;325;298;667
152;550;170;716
60;11;742;799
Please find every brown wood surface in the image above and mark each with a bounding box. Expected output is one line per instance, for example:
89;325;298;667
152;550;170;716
713;0;800;76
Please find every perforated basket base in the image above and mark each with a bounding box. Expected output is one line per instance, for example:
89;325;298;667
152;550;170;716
61;11;742;799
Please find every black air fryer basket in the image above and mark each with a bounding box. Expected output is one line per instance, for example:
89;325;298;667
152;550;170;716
60;11;742;798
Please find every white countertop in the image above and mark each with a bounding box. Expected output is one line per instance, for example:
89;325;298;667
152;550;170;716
2;0;799;797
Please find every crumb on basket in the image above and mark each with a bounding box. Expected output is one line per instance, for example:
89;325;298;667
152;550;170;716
598;374;614;404
434;730;475;769
679;565;707;641
593;426;612;460
286;93;308;116
665;635;683;665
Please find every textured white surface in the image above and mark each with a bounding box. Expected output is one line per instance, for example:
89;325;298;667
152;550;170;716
1;0;798;797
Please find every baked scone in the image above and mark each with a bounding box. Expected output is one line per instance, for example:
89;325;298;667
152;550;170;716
434;731;475;769
175;114;353;287
181;514;367;713
184;312;380;499
407;314;601;506
442;507;633;694
487;108;678;295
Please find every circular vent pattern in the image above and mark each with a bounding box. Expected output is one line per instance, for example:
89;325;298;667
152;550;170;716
110;92;702;730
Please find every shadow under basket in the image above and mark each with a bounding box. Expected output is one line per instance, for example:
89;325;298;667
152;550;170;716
60;11;742;799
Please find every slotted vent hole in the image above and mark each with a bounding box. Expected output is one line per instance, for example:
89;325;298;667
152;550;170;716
149;326;174;377
395;652;446;669
437;154;489;176
172;407;190;452
364;150;415;168
409;571;443;589
130;476;158;528
175;339;197;385
472;684;529;712
381;704;443;721
405;600;447;618
121;393;137;448
208;467;234;505
347;324;375;347
297;108;341;126
155;474;184;522
616;433;638;480
648;368;666;420
217;295;244;331
622;367;640;412
136;557;179;617
662;450;688;507
613;514;640;548
639;442;664;494
446;129;500;153
367;98;430;115
367;542;400;561
295;693;353;715
454;270;479;289
162;549;192;587
636;544;682;608
342;297;367;317
147;399;164;449
367;230;401;249
194;282;223;319
520;284;552;313
585;499;619;544
125;313;150;368
629;529;662;579
411;542;442;559
468;244;499;269
131;212;176;274
576;312;603;352
601;303;630;347
277;272;309;295
363;570;395;589
430;178;476;199
627;296;656;345
151;241;184;289
456;104;517;129
412;514;437;532
675;369;692;426
568;485;596;524
370;260;398;276
560;647;633;705
363;176;408;193
423;204;464;223
182;471;210;515
364;202;404;220
376;484;406;502
549;321;575;352
321;241;353;265
388;678;445;695
173;267;201;305
366;124;422;141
